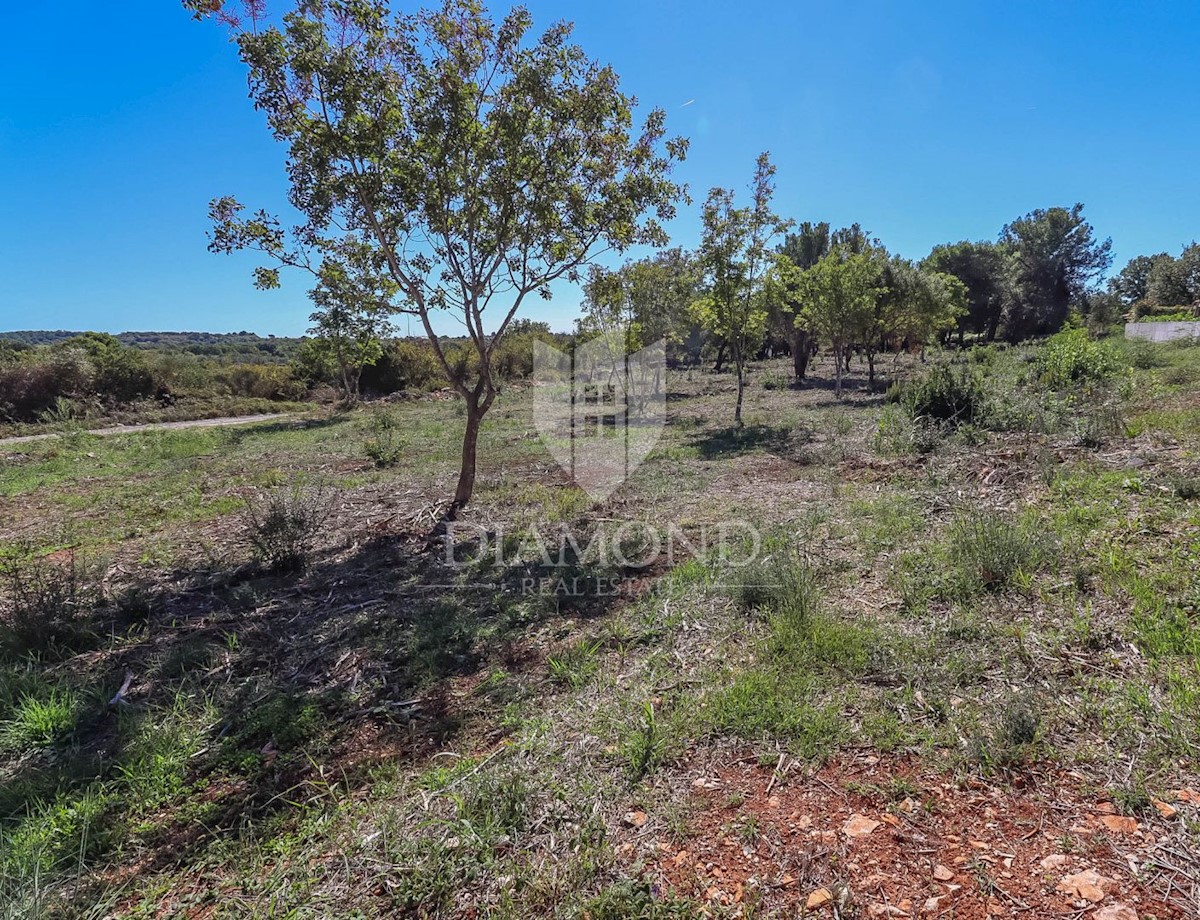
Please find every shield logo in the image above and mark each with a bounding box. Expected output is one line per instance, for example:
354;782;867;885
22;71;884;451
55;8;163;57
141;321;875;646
533;335;666;503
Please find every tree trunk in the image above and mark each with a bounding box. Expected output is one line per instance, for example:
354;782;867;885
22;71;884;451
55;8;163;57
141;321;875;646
734;354;745;426
713;341;727;373
452;400;484;511
834;345;844;398
985;310;1000;342
791;330;811;381
867;352;876;390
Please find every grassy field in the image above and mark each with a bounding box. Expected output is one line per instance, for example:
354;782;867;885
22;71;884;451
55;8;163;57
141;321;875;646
1;336;1198;917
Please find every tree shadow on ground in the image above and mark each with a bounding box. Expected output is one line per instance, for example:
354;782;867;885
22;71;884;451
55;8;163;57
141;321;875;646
688;423;812;460
0;521;643;899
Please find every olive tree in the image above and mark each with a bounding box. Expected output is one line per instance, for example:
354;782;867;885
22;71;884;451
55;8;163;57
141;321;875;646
191;0;686;510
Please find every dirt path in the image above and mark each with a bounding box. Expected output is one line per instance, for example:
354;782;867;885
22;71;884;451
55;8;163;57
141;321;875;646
0;412;297;447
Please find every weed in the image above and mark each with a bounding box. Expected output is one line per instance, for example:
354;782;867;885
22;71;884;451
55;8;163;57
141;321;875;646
243;481;332;572
0;690;78;750
454;769;529;838
582;879;699;919
363;407;404;467
1076;404;1125;449
547;637;602;688
970;692;1042;771
1168;474;1200;500
1037;328;1128;388
1112;778;1153;816
946;512;1056;594
726;552;819;626
760;370;788;390
621;701;666;782
896;365;987;427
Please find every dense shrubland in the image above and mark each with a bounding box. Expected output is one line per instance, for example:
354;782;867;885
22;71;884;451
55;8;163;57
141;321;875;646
0;326;562;426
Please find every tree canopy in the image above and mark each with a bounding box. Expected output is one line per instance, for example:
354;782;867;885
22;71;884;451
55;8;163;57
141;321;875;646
194;0;687;508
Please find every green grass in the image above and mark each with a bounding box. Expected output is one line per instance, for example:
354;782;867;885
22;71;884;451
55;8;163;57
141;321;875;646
2;342;1200;915
0;690;79;750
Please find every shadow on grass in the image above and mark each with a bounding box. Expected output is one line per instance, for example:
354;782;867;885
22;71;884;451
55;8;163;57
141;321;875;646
689;423;810;460
0;522;640;910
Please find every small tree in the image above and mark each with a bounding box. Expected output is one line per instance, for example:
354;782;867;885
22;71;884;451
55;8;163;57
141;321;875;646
799;251;880;397
580;250;697;352
692;153;790;425
769;222;832;382
192;0;686;510
304;301;390;402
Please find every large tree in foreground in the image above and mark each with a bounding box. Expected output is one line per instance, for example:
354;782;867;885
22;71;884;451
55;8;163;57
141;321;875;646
191;0;686;510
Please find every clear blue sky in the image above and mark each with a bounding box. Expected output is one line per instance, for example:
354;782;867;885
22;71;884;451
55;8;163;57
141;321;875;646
2;1;1197;336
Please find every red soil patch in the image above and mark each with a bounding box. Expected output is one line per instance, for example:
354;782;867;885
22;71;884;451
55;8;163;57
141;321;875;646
634;751;1197;918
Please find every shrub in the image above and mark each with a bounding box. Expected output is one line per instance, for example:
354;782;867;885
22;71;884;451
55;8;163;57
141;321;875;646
896;365;987;427
1036;328;1127;388
0;351;94;422
363;408;404;467
760;370;788;390
219;364;307;401
0;551;97;660
968;344;997;365
243;483;332;572
359;339;443;393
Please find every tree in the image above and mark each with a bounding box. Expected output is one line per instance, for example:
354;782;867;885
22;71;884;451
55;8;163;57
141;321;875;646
1109;253;1172;307
304;294;392;402
770;222;831;381
692;153;790;426
193;0;686;510
923;240;1010;341
579;248;698;361
999;204;1112;340
798;251;880;397
1146;250;1193;309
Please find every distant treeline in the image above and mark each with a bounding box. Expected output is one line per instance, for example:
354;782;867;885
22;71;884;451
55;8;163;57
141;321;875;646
0;330;304;361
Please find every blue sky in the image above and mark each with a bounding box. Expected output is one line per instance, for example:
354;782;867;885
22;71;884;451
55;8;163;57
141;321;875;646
1;1;1197;336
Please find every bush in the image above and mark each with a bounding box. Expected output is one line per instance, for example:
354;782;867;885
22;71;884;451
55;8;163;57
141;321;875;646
0;350;94;422
359;339;443;394
60;333;156;402
363;408;403;467
243;483;332;572
1036;328;1127;388
219;364;307;401
0;551;97;660
895;365;987;427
